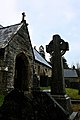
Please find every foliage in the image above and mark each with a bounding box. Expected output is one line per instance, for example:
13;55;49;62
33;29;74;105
39;45;45;58
49;55;69;68
62;57;69;69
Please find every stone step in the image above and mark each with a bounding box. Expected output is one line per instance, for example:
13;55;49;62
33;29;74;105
71;99;80;104
69;112;78;120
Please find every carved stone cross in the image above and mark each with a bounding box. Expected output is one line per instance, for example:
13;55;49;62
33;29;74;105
46;34;69;95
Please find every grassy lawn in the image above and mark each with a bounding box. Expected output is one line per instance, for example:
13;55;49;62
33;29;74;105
0;95;4;106
40;86;50;90
40;87;80;99
40;87;80;111
66;88;80;99
65;88;80;111
71;104;80;112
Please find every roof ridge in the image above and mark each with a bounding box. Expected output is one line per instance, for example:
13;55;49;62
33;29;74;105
34;47;49;62
0;22;21;30
33;48;51;68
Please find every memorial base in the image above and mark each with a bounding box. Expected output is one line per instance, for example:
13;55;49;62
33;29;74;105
52;94;73;114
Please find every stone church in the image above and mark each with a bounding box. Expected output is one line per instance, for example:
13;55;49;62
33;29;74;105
0;13;34;93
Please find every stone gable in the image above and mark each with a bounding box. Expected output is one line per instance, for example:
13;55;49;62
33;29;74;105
0;20;34;93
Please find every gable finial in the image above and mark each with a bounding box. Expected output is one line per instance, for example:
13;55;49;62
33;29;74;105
22;12;26;22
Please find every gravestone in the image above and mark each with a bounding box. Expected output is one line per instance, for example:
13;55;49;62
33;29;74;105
46;34;72;114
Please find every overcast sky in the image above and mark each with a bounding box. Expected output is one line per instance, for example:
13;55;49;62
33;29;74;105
0;0;80;67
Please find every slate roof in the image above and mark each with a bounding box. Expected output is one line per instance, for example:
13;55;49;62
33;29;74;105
64;69;78;78
0;23;23;48
33;48;51;68
0;21;51;68
0;25;3;28
33;49;78;77
33;48;78;78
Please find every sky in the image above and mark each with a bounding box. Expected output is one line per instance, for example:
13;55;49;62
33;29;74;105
0;0;80;67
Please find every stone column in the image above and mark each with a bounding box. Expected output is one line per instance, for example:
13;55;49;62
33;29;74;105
51;35;66;95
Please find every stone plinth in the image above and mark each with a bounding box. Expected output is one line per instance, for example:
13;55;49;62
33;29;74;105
52;94;72;114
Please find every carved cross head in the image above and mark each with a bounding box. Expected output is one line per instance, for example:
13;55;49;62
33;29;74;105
46;34;69;56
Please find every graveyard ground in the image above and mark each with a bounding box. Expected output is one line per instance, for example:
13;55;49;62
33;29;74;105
0;88;80;111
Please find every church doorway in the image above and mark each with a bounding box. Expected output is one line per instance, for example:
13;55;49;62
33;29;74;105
14;53;29;91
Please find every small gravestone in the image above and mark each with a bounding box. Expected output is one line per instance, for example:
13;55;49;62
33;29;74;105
46;34;72;114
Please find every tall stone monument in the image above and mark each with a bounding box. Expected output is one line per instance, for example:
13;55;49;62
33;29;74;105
46;34;72;113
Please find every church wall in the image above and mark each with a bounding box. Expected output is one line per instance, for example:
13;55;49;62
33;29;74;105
35;61;52;77
0;24;34;93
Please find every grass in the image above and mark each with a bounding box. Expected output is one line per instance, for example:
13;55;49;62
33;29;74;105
65;88;80;111
71;104;80;112
40;86;50;90
40;86;80;99
40;87;80;111
66;88;80;99
0;95;4;106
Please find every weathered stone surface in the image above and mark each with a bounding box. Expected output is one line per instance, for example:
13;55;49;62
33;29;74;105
0;89;69;120
46;34;69;95
0;20;34;93
46;34;73;115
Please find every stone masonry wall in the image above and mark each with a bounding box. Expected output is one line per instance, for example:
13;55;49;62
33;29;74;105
0;23;34;93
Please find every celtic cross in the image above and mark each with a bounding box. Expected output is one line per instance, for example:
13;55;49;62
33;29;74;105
46;34;69;95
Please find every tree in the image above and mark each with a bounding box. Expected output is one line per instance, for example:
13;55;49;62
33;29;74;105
49;55;69;69
39;45;45;58
76;62;80;77
76;63;80;70
62;57;69;69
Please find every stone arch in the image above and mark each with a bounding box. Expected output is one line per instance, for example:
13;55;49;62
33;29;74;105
14;53;30;91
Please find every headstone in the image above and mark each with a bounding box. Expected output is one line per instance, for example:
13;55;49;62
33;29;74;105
46;34;72;114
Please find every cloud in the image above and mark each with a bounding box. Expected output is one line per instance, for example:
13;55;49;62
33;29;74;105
0;0;21;26
0;0;80;66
